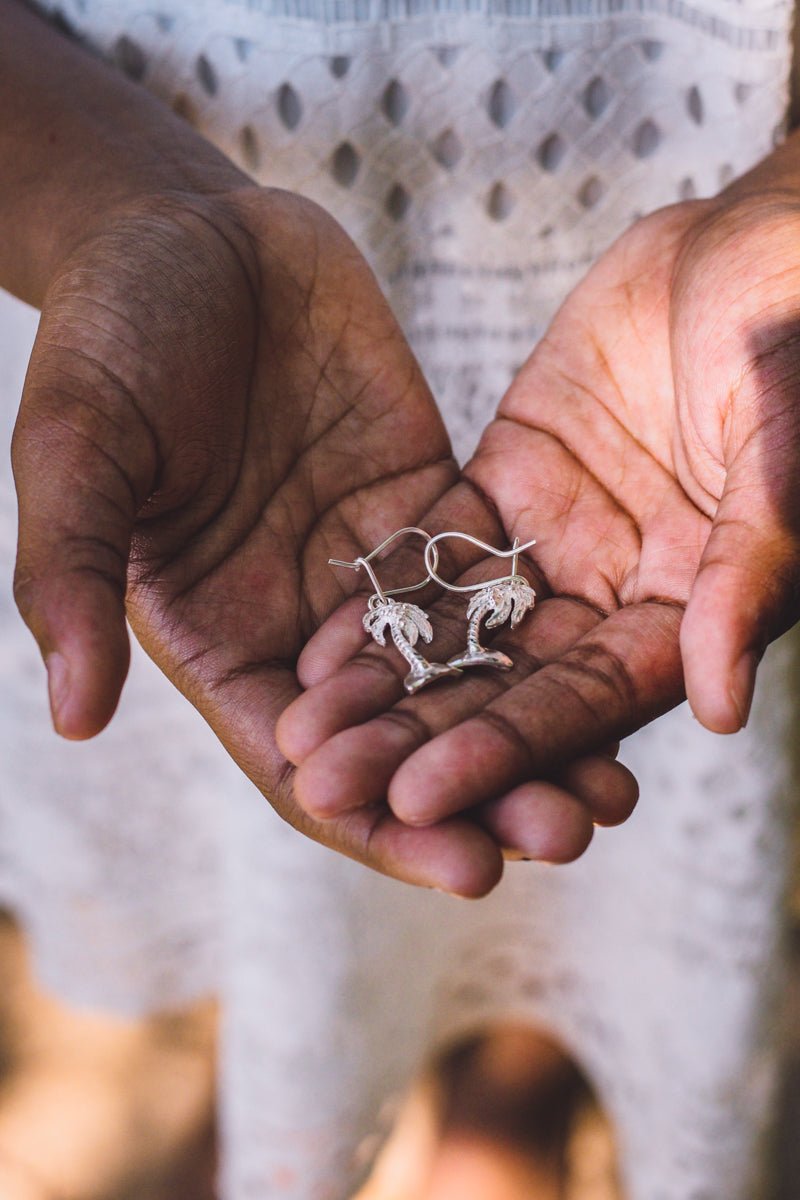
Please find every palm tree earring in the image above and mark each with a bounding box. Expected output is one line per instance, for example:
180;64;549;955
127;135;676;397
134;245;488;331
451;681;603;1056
329;527;463;695
423;532;538;671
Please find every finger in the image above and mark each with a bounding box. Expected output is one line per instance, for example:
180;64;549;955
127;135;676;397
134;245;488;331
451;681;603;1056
11;349;157;738
296;596;371;688
477;755;638;859
301;547;445;690
482;751;639;859
317;805;505;898
279;589;482;763
293;715;423;820
295;722;638;839
599;742;621;758
478;784;594;863
301;481;507;688
279;590;593;770
291;633;636;832
143;648;504;897
279;622;445;767
298;541;460;688
681;451;800;733
288;597;599;814
554;753;639;826
388;600;683;823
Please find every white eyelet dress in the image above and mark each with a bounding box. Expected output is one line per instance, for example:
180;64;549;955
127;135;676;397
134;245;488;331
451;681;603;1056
0;1;798;1197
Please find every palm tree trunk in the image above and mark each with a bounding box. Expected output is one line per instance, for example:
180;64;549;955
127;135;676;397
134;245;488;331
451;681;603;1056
390;624;463;693
391;627;429;673
466;601;491;655
447;595;513;672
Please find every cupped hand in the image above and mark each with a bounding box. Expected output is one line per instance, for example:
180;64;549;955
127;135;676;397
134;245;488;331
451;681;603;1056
5;0;635;894
281;167;800;830
11;185;513;893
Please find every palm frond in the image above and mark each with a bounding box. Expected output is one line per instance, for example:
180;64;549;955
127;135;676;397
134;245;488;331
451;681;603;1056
484;589;514;628
508;579;536;628
466;590;493;622
472;578;535;629
363;602;393;645
364;600;433;648
400;604;433;645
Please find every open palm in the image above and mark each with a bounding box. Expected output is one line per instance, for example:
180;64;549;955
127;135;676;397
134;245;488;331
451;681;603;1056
12;185;527;894
282;181;800;830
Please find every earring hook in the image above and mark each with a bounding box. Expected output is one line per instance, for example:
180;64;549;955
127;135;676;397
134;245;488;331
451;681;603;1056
422;531;537;594
329;526;440;602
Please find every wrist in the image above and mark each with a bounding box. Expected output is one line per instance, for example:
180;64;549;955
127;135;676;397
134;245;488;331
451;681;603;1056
0;0;254;305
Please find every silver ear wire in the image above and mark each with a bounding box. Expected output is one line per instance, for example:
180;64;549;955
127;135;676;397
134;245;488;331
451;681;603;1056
329;526;442;601
422;532;537;672
329;528;462;695
422;531;537;593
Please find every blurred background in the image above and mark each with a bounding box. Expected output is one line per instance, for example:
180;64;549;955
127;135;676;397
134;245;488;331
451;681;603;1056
1;903;800;1200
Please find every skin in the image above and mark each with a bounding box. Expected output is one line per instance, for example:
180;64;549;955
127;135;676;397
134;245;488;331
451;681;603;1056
16;0;800;895
4;0;635;896
279;169;800;831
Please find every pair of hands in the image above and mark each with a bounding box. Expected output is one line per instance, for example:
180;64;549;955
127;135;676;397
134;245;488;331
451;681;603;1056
11;165;800;895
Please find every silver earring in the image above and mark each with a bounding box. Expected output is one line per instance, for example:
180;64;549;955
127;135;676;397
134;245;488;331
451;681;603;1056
329;527;463;695
423;532;537;671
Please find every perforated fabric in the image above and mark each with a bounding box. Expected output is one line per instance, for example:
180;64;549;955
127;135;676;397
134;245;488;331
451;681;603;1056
31;0;794;456
0;1;797;1197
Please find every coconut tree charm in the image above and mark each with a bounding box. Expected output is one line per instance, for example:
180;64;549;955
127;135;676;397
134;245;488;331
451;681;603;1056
364;595;462;694
330;526;538;689
421;531;538;674
448;575;536;671
328;526;463;696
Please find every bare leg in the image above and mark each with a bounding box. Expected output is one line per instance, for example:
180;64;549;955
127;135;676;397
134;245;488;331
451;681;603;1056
0;912;216;1200
357;1026;620;1200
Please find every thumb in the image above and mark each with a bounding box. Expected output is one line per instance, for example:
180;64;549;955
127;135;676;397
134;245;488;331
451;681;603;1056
680;441;800;734
11;352;157;740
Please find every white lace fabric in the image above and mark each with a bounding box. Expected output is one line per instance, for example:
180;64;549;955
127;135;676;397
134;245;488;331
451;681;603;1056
35;0;793;454
0;0;797;1196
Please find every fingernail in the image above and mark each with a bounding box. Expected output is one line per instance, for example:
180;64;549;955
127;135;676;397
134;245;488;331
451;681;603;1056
730;650;759;729
46;652;70;732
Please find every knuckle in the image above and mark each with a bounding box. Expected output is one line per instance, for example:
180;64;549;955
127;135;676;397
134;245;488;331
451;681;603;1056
13;533;128;616
558;642;638;719
18;375;122;453
14;363;158;510
349;647;405;688
59;532;128;594
492;640;545;676
377;705;434;747
476;708;535;773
